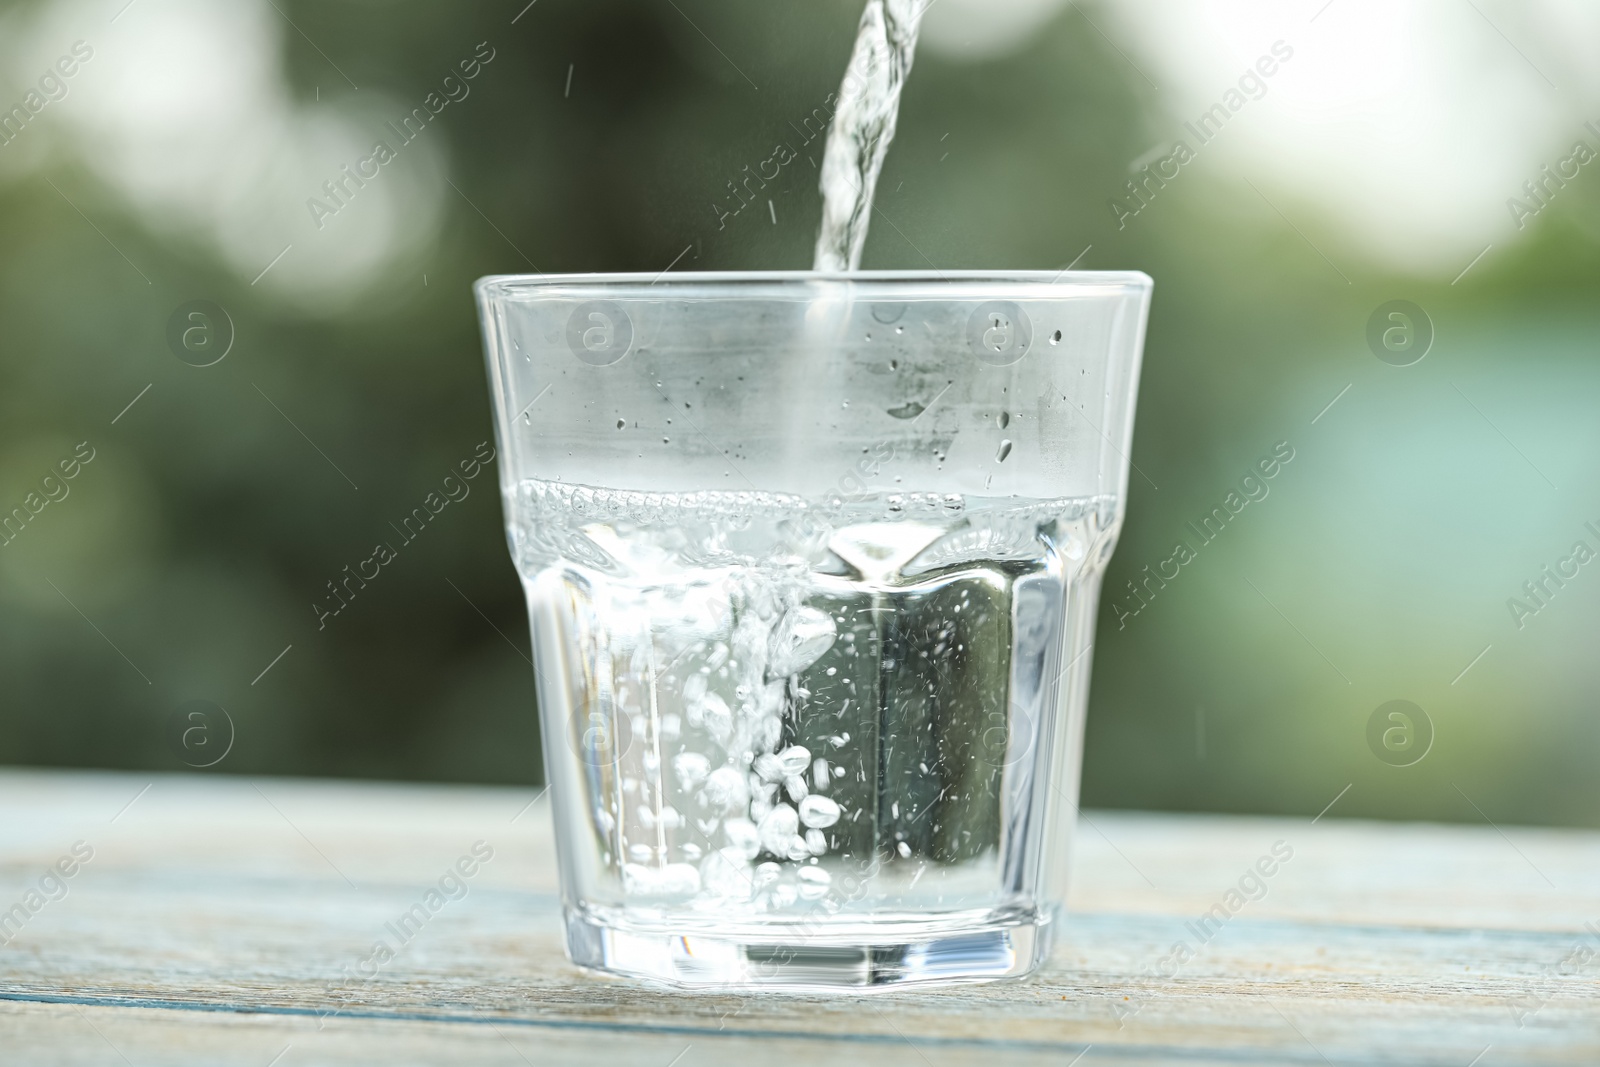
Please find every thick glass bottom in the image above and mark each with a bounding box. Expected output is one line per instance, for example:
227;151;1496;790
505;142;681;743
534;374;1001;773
564;906;1052;990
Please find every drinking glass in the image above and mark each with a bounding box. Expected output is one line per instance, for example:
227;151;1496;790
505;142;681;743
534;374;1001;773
476;270;1151;988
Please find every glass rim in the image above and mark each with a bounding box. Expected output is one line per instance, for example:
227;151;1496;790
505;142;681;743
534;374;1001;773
476;268;1153;298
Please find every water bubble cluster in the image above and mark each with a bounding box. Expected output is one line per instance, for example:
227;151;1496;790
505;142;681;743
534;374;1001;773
522;477;1119;915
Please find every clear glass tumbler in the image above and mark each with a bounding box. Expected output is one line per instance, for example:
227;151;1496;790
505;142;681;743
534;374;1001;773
476;271;1150;988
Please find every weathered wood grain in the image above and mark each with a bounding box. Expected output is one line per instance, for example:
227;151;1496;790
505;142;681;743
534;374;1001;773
1;768;1596;1065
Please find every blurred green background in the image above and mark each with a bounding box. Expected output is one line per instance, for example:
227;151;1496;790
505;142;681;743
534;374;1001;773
1;0;1596;827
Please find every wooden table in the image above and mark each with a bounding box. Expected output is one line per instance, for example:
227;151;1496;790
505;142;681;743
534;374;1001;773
1;768;1595;1065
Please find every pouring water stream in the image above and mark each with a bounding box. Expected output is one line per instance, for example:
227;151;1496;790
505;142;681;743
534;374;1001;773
812;0;929;272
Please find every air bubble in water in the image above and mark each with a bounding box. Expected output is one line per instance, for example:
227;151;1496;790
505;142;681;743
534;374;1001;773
682;672;707;705
997;440;1012;462
798;794;841;828
673;752;710;791
701;765;748;812
758;804;799;854
701;848;751;897
798;864;831;885
700;692;733;741
753;753;785;783
724;817;760;860
777;745;812;775
623;862;700;896
767;607;837;677
998;411;1010;429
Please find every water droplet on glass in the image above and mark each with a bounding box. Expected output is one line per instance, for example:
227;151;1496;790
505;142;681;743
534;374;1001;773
996;439;1013;462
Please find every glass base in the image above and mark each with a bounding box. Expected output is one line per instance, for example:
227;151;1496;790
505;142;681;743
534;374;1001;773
564;906;1053;990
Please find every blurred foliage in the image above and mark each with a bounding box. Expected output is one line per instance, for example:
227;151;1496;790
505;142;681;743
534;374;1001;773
1;0;1597;828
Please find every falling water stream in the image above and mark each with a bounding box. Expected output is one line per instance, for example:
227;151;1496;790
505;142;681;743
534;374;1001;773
812;0;929;271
